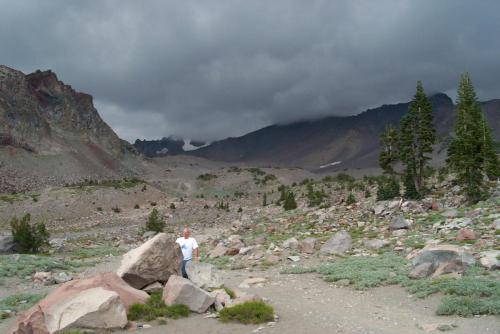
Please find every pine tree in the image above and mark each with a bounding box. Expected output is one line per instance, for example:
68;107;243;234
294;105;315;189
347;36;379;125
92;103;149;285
262;193;267;207
399;81;435;197
283;190;297;210
379;125;400;175
146;208;165;233
447;73;496;203
481;116;500;179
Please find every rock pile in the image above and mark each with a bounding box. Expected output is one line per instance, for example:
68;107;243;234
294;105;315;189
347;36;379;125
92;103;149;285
9;235;251;333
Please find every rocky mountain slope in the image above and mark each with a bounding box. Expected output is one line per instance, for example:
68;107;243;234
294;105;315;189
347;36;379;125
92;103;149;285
186;94;499;170
0;65;143;192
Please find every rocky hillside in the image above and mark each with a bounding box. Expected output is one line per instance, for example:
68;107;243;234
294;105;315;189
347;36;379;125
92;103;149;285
188;94;500;170
0;65;142;192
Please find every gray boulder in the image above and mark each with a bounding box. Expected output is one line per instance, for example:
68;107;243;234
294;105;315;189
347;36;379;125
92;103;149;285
185;262;223;290
389;215;411;230
163;275;215;313
116;233;182;289
410;244;475;278
320;230;352;254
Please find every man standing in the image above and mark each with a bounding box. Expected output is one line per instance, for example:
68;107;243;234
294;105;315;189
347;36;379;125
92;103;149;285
175;228;199;279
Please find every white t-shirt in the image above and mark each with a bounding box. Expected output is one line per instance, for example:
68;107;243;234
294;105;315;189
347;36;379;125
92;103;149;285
176;237;199;261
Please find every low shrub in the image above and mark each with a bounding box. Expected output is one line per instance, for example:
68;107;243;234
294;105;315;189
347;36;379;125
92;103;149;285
111;206;121;213
376;176;401;200
10;214;50;253
127;292;189;321
346;192;356;205
219;301;274;324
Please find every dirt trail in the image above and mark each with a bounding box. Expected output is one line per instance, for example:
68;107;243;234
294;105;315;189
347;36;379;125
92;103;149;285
115;268;500;334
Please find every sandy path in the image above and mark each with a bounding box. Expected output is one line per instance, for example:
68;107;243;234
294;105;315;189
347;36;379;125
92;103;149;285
115;269;500;334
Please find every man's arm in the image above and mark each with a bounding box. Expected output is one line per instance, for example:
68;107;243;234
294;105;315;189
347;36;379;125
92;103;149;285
194;247;200;261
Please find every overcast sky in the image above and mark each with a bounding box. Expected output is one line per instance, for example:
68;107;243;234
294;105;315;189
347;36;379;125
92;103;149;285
1;1;499;142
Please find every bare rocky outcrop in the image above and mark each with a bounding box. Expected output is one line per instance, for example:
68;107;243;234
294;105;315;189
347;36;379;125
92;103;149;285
117;233;183;289
8;272;148;334
163;275;215;313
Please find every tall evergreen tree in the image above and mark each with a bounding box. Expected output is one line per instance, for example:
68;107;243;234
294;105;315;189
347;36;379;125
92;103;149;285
481;116;500;179
447;73;496;203
399;81;436;197
379;125;400;175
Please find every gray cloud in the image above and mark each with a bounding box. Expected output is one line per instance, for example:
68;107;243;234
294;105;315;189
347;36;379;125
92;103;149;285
1;0;499;142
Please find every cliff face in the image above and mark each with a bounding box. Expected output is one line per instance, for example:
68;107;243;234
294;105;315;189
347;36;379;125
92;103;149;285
0;65;134;156
0;65;140;192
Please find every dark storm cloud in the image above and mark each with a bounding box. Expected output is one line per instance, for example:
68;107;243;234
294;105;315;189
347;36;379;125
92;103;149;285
1;0;499;142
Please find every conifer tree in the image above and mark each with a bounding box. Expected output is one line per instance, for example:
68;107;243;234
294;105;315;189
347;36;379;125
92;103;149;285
379;125;400;175
447;73;497;203
399;81;435;198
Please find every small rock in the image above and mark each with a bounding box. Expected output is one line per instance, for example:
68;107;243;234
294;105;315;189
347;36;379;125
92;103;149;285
54;272;73;284
456;228;477;241
209;243;228;258
363;239;385;250
283;238;299;250
479;250;500;270
287;256;300;262
142;282;164;294
389;215;411;230
320;230;352;254
299;237;317;254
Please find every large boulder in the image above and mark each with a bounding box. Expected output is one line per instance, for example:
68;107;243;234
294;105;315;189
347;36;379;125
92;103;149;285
45;287;127;332
320;230;352;254
8;273;148;334
163;275;215;313
116;233;182;289
409;245;475;278
185;262;223;290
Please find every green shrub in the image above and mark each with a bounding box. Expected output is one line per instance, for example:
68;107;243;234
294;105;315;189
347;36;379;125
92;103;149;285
170;203;176;210
376;176;401;200
306;183;327;207
219;301;274;324
111;206;121;213
128;292;189;321
10;214;50;253
283;190;297;211
134;204;140;209
346;192;356;205
222;285;236;299
197;173;218;181
146;208;165;233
